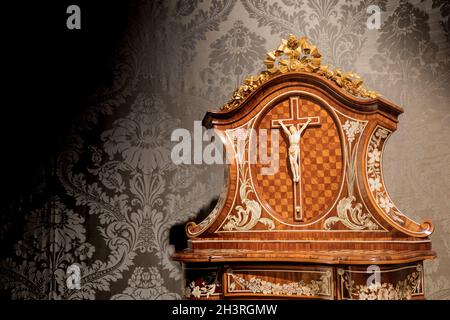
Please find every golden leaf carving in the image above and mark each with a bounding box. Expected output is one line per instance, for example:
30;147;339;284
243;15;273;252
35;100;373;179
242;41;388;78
220;34;379;111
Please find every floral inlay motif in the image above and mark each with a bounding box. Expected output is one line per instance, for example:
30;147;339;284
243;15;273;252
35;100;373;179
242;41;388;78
339;265;423;300
367;126;405;224
324;196;379;230
325;120;380;230
222;127;275;231
228;270;331;297
185;271;221;299
342;119;364;144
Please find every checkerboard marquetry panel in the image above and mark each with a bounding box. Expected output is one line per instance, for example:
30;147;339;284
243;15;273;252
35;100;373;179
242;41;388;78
253;97;343;224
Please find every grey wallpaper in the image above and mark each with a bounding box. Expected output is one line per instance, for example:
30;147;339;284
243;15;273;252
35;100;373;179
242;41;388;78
0;0;449;299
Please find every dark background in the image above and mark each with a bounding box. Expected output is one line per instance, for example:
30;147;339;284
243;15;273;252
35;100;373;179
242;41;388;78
0;0;448;300
2;1;130;208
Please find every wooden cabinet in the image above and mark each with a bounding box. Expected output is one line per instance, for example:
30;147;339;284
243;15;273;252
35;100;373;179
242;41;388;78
173;35;435;300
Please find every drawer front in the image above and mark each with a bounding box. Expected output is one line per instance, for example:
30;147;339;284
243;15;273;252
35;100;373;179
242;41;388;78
337;263;424;300
223;265;334;299
184;265;223;299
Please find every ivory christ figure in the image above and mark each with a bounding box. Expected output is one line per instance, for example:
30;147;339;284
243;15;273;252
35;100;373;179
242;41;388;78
279;119;311;183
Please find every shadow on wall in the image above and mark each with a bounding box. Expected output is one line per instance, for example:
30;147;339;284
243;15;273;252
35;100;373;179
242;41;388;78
170;197;219;251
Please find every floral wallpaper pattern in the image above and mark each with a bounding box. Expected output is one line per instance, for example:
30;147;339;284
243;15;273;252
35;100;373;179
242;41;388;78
0;0;449;299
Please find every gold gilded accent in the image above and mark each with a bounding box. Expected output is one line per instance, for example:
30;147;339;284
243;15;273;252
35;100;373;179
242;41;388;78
220;35;379;111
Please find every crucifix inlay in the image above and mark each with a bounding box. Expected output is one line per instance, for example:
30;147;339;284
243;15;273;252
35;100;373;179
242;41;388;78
271;96;321;221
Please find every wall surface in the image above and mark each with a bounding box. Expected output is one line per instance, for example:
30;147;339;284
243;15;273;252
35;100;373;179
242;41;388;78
0;0;449;299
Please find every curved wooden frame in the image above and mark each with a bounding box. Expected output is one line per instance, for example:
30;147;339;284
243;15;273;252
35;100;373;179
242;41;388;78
183;72;433;249
174;36;436;300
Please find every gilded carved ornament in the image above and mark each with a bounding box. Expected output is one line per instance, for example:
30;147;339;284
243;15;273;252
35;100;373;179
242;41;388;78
220;34;379;111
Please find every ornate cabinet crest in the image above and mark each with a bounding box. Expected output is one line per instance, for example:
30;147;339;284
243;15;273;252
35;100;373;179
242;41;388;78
173;35;435;300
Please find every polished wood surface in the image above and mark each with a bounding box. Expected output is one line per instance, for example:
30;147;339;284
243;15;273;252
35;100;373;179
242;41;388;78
174;70;435;300
174;249;435;265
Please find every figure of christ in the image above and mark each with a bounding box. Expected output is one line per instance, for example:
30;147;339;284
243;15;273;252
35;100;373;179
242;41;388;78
278;119;312;183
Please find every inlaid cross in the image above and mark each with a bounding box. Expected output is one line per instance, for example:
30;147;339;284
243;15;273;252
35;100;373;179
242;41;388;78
271;96;321;221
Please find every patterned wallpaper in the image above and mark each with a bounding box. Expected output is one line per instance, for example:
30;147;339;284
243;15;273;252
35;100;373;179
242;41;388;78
0;0;449;299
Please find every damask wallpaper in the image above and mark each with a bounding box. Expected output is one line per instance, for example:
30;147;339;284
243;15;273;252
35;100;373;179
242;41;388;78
0;0;449;299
